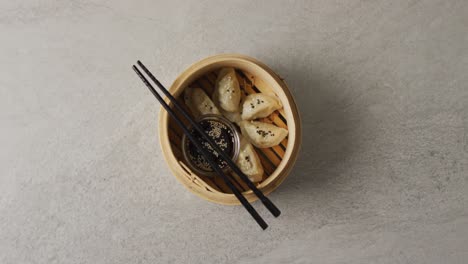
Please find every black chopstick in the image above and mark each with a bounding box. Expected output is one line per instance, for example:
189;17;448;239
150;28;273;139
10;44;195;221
136;60;281;218
133;65;268;230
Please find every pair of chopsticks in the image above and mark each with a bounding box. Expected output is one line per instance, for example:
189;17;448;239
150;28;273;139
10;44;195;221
133;61;280;230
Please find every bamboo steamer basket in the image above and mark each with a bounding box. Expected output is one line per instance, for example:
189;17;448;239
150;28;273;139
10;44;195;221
158;54;301;205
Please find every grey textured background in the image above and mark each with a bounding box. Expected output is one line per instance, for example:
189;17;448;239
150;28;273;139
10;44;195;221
1;0;468;263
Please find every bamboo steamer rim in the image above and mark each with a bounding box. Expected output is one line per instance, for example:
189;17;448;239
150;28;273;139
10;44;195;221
158;54;302;205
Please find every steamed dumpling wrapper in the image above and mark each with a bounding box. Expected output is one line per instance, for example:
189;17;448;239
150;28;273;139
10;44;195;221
220;109;242;125
233;136;264;183
219;79;246;124
212;68;241;112
184;87;220;118
239;120;288;148
241;93;282;120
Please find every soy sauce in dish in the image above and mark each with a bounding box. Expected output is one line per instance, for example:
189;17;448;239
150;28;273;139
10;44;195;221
182;115;240;176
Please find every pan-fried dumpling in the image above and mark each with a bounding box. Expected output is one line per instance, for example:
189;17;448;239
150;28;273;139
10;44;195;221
239;120;288;148
184;87;220;118
212;68;241;112
234;136;264;182
241;93;282;120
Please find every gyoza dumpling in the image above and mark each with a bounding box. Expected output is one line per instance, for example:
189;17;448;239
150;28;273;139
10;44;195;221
220;109;242;124
234;136;264;182
239;120;288;148
212;68;241;112
184;87;220;118
241;93;282;120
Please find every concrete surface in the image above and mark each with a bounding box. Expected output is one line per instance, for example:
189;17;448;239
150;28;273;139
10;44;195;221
1;0;468;263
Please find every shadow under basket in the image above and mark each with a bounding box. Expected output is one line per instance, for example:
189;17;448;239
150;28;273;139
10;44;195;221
158;54;302;205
